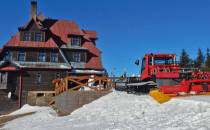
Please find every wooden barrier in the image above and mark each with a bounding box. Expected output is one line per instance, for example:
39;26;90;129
52;76;113;95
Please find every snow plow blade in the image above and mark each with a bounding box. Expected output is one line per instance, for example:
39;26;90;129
149;89;171;104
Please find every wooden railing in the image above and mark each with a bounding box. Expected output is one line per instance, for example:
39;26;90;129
52;76;113;95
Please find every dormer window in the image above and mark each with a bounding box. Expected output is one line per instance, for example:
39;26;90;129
23;32;31;41
21;31;45;42
71;36;81;47
35;32;42;41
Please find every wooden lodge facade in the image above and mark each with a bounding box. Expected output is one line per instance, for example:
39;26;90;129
0;1;106;114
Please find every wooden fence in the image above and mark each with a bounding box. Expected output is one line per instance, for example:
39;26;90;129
52;76;113;95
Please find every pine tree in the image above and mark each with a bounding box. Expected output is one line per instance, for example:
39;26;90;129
195;48;205;68
180;49;190;68
205;48;210;69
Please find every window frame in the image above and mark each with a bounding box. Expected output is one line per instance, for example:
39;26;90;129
4;51;12;61
36;72;42;84
23;32;31;41
35;32;42;42
37;52;46;62
153;57;174;65
71;36;82;47
17;51;26;61
141;58;146;73
50;52;58;62
22;31;45;42
72;52;81;62
55;73;61;79
0;72;6;84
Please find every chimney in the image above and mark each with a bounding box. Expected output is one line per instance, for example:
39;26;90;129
31;1;37;19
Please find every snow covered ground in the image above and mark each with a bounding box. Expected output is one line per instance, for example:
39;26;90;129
2;91;210;130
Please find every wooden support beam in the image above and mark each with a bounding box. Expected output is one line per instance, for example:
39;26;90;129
54;76;112;95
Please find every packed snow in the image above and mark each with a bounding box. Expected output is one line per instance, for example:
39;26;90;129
2;91;210;130
9;104;54;116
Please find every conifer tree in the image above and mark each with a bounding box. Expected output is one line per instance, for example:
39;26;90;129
205;48;210;69
180;49;190;68
195;48;205;68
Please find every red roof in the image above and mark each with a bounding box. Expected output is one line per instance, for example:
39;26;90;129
3;17;104;70
83;41;100;57
50;20;85;43
5;33;58;48
83;30;97;39
5;19;97;48
0;66;17;71
85;57;103;70
82;41;103;69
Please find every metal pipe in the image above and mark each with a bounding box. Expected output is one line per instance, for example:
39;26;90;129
174;56;176;65
152;56;154;65
18;70;22;108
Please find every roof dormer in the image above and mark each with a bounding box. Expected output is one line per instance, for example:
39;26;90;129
19;19;46;42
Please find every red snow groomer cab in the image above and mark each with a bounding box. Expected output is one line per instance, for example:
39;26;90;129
140;53;180;82
128;53;180;93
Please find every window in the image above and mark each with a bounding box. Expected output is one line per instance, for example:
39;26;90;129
0;72;6;84
149;57;174;65
22;31;45;42
141;58;146;73
70;52;86;62
17;51;26;61
23;32;31;41
71;36;81;46
154;57;174;65
35;32;42;41
36;73;42;83
50;52;58;62
38;52;46;62
72;52;81;62
55;73;61;79
4;51;12;60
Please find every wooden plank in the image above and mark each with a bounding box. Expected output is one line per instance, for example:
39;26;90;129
54;76;112;95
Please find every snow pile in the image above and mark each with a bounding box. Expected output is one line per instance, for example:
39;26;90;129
9;104;55;116
3;92;210;130
2;105;57;129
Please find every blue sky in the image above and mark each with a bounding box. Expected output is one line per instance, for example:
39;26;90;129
0;0;210;76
